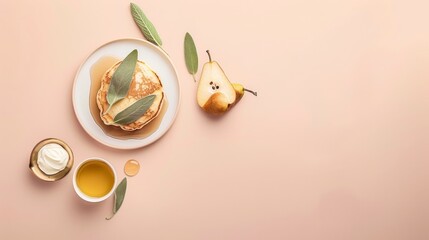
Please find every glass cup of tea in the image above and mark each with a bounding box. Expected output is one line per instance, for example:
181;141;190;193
73;158;117;202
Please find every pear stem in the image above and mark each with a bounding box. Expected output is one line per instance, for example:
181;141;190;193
244;88;257;96
206;50;212;62
192;74;196;82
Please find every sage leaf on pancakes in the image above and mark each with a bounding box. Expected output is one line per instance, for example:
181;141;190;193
130;3;163;49
113;95;156;125
106;177;127;220
184;32;198;82
106;49;138;113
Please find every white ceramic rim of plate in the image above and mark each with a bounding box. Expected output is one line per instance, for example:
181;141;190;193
72;38;180;149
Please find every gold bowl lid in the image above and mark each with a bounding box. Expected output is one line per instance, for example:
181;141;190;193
29;138;74;182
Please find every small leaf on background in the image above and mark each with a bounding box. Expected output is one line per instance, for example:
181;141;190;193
130;3;163;48
106;177;127;220
184;32;198;81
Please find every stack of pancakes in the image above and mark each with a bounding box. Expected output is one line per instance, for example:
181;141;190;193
96;60;164;131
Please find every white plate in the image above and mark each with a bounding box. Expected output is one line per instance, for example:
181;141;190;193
72;39;180;149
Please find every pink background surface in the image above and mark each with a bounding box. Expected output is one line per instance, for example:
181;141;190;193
1;0;429;239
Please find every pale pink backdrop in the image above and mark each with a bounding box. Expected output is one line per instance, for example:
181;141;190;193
1;0;429;239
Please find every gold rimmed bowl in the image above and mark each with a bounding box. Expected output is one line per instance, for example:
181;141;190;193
29;138;74;181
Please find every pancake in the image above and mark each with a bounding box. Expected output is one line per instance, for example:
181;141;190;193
96;60;164;131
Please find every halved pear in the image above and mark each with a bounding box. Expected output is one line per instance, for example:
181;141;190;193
197;51;236;115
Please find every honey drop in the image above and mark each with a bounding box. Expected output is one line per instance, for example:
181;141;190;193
124;159;140;177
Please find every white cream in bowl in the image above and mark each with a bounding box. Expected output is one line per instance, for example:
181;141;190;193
37;143;69;175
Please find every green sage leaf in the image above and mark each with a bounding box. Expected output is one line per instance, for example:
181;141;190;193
184;32;198;81
106;177;127;220
113;95;156;125
130;3;163;47
106;49;138;111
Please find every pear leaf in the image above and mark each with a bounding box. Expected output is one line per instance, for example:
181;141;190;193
106;49;138;112
106;177;127;220
184;32;198;81
113;95;156;125
130;3;163;48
